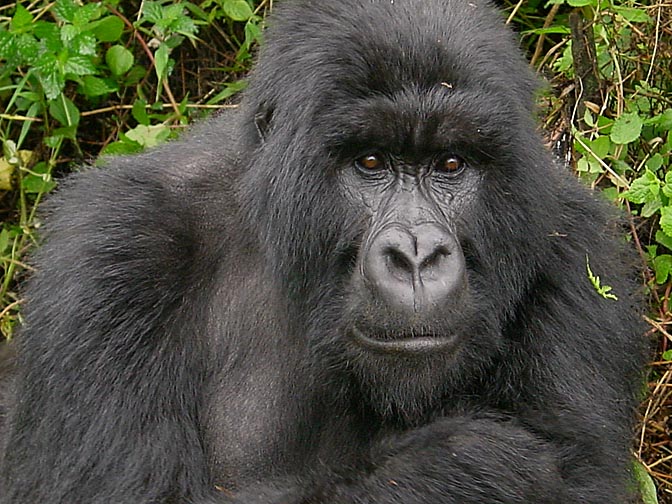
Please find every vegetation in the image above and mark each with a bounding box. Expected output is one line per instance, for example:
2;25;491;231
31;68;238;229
0;0;670;501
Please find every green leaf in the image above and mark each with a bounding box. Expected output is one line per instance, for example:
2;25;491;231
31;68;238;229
48;94;80;128
610;112;643;145
81;75;118;97
71;33;97;56
125;124;170;149
586;256;618;300
567;0;592;5
89;16;125;42
622;170;660;204
633;460;659;504
0;228;10;254
34;21;62;53
614;7;650;23
154;43;169;81
662;349;672;361
660;206;672;237
206;80;248;105
10;4;34;33
54;0;78;23
106;45;134;76
647;153;664;172
655;230;672;252
132;99;150;126
64;55;97;76
222;0;254;21
653;254;672;284
35;53;65;100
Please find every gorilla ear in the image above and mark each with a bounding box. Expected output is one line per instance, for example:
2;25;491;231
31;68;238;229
254;103;274;142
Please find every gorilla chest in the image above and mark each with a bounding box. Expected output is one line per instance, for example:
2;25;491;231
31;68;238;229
202;368;367;488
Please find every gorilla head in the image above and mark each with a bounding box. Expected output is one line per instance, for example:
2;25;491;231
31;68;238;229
238;0;563;419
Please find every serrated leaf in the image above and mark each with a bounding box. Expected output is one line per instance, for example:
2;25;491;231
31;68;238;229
34;21;62;53
64;55;97;76
72;3;101;27
106;45;134;76
653;254;672;284
588;135;610;159
13;34;40;65
660;207;672;237
54;0;78;23
89;16;124;42
641;199;663;218
71;33;97;56
622;170;660;204
125;124;170;148
10;4;33;33
222;0;254;21
35;53;65;100
610;112;643;145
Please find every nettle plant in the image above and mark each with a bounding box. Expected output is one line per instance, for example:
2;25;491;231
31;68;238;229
537;1;671;286
0;0;264;338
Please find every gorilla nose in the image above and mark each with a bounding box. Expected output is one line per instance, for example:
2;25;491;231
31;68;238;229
363;223;466;314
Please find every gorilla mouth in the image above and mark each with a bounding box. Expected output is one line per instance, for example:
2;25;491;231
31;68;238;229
349;326;459;354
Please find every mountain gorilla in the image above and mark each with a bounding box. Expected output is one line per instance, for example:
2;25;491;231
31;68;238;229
0;0;646;503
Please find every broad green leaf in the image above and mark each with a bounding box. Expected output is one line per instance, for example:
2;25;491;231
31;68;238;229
35;53;65;100
106;45;134;76
34;21;62;53
71;33;97;56
64;55;97;76
622;170;660;204
81;75;118;96
48;94;80;127
662;349;672;361
633;461;659;504
125;124;170;148
223;0;254;21
610;112;643;144
614;7;650;23
655;230;672;252
132;99;150;125
660;206;672;237
72;3;102;27
588;135;610;159
54;0;78;23
10;4;33;33
89;15;125;42
567;0;592;6
648;153;664;172
653;254;672;284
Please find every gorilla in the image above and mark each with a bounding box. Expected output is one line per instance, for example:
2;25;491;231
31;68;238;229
0;0;647;503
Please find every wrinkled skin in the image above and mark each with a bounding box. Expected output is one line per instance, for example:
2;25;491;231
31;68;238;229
0;1;646;503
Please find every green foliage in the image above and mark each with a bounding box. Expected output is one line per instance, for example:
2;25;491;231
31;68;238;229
0;0;266;339
586;256;618;300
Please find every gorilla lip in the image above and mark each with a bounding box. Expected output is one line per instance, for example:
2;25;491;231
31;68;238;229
349;326;458;354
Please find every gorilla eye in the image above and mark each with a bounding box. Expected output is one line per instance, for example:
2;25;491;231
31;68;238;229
356;154;385;171
435;155;465;174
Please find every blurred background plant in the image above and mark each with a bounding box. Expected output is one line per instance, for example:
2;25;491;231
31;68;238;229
0;0;670;501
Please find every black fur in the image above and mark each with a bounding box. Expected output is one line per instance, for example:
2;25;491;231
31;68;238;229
0;1;646;503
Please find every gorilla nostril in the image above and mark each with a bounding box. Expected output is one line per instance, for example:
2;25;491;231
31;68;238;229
420;246;450;271
384;246;414;275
